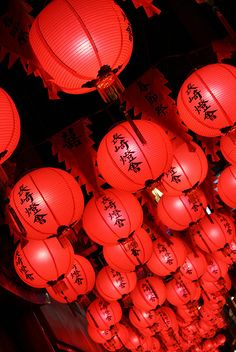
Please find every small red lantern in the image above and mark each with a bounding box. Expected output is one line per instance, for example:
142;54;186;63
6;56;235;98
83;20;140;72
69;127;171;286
161;141;208;195
218;165;236;208
47;254;95;303
9;167;84;240
103;227;153;272
129;307;156;329
130;276;166;311
201;255;228;282
156;189;207;231
86;298;122;330
155;306;178;332
0;88;21;164
97;120;173;192
200;272;232;293
180;250;207;281
102;324;129;351
123;327;142;350
166;276;198;306
214;240;236;264
95;266;137;301
87;325;114;344
14;237;74;288
146;236;187;276
220;132;236;165
82;188;143;246
177;63;236;137
215;334;226;346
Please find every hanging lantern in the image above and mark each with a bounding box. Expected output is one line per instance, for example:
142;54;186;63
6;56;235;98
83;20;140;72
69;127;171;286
155;306;179;332
130;276;166;311
147;337;161;351
218;164;236;208
215;334;226;347
82;188;143;246
102;324;129;351
190;211;235;253
95;266;137;301
103;227;153;272
161;141;208;195
201;255;228;282
146;236;187;276
129;306;156;329
87;325;115;344
176;303;200;322
97;120;173;192
220;132;236;165
29;0;133;102
200;272;232;294
214;240;236;264
46;254;95;303
8;167;84;240
156;189;207;231
0;88;21;164
180;250;207;281
122;327;143;350
14;237;74;288
166;276;198;306
86;298;122;330
177;63;236;137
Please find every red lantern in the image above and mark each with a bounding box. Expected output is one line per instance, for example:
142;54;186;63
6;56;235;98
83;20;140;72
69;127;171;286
86;298;122;330
102;324;129;351
215;334;226;346
156;189;207;231
202;340;214;351
161;141;208;195
14;237;74;288
166;276;198;306
218;165;236;208
29;0;133;96
180;250;207;281
220;132;236;165
130;276;166;311
140;336;159;351
0;88;20;164
9;167;84;240
123;327;142;350
177;63;236;137
201;255;228;282
155;306;178;332
214;240;236;264
176;303;200;322
46;254;95;303
146;236;187;276
190;211;235;253
200;272;232;293
87;325;114;344
103;227;153;272
97;120;173;192
148;337;161;351
95;266;137;301
129;307;156;329
82;188;143;245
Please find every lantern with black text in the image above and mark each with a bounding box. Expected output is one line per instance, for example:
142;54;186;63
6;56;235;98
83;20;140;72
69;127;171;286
200;272;232;294
129;306;156;329
97;120;173;192
166;276;199;306
180;250;207;281
218;164;236;208
220;132;236;165
201;255;228;282
102;324;129;351
155;306;179;332
87;325;114;344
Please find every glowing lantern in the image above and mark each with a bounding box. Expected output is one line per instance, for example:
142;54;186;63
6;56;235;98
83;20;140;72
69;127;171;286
14;237;74;288
166;276;198;306
103;227;153;272
0;88;21;164
161;141;208;195
218;165;236;208
82;188;143;245
29;0;133;100
146;236;187;276
200;272;232;294
220;132;236;165
177;63;236;137
95;266;137;301
201;255;228;282
129;307;156;329
8;167;84;240
215;334;226;346
87;325;114;344
156;189;207;231
47;254;95;303
86;298;122;330
180;250;207;281
97;120;173;192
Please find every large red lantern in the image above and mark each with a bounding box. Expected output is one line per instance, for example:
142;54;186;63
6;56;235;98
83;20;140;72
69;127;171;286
201;255;228;282
47;254;95;303
161;141;208;195
103;227;153;272
130;276;166;311
180;250;207;281
97;120;173;192
87;325;114;344
129;306;156;329
0;88;21;164
95;266;137;301
155;306;178;332
14;237;74;288
220;132;236;165
82;188;143;246
190;212;235;253
122;327;142;350
29;0;133;97
146;236;187;276
86;298;122;330
156;189;207;231
218;165;236;208
166;276;198;306
8;167;84;240
177;63;236;137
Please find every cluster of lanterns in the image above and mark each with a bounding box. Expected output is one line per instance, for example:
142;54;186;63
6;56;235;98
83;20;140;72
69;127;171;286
1;0;236;351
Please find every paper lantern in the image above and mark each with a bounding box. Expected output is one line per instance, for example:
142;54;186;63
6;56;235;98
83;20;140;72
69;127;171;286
146;236;187;276
161;141;208;195
95;266;137;301
201;255;228;282
177;63;236;137
102;324;129;351
166;276;198;306
220;132;236;165
82;188;143;246
190;212;235;253
129;307;156;329
180;250;207;281
87;325;114;344
0;88;21;164
176;304;199;322
9;167;84;240
14;237;74;288
97;120;173;192
123;327;142;350
215;334;226;346
200;272;232;294
148;337;161;351
130;276;166;311
103;227;153;272
155;306;178;332
218;165;236;208
140;336;158;351
47;254;95;303
29;0;133;96
86;298;122;330
214;240;236;264
156;189;207;231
